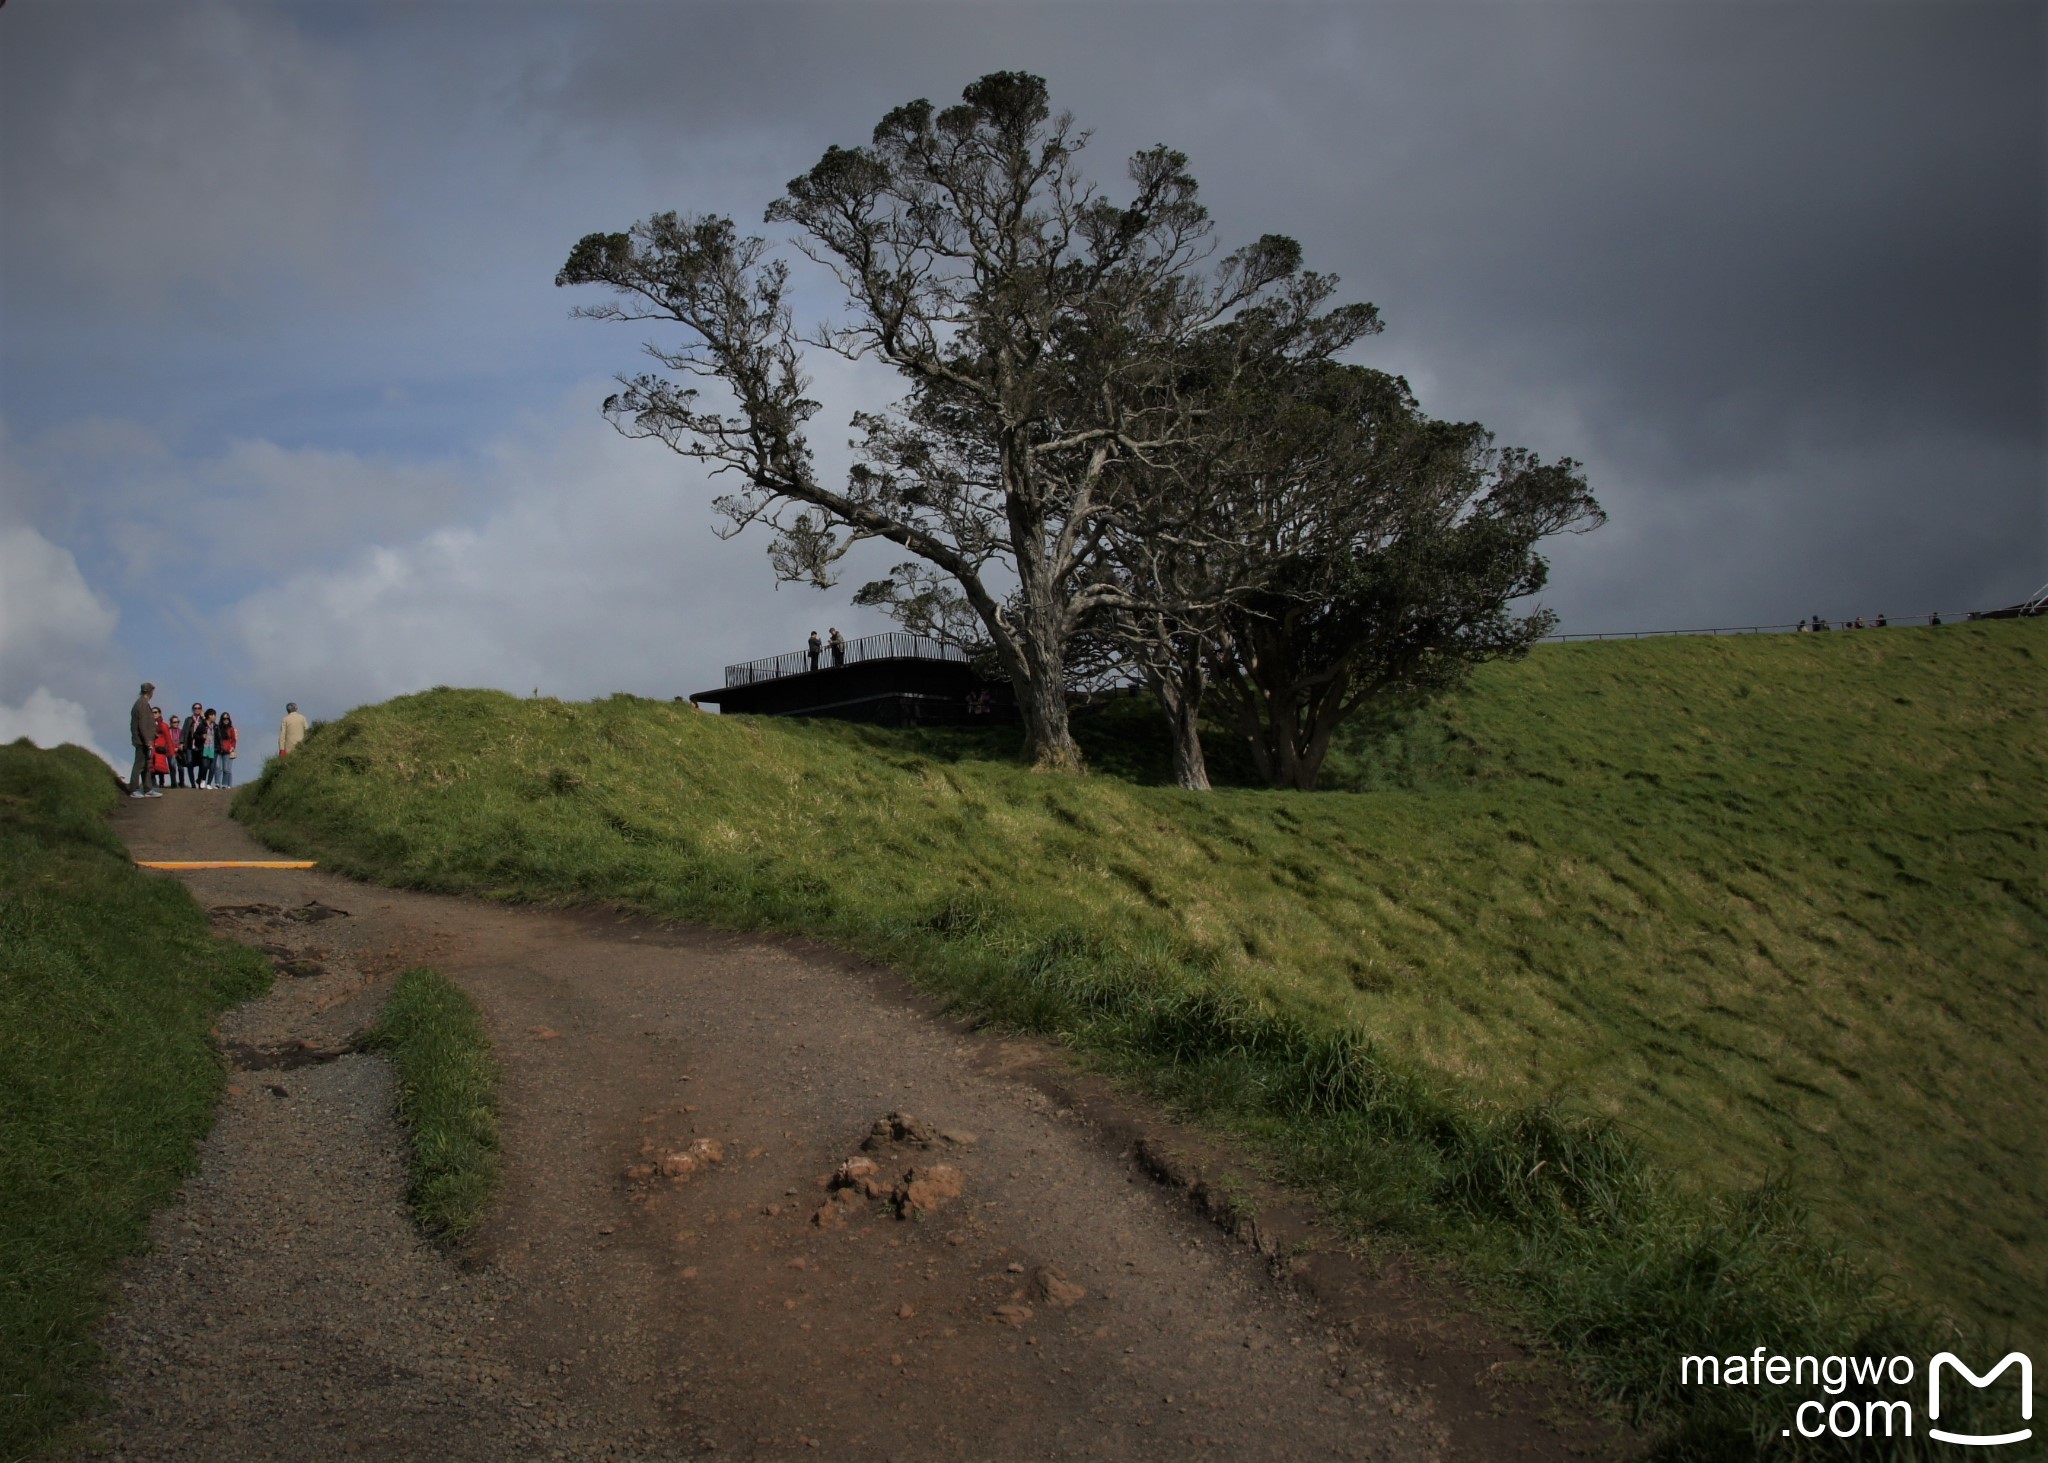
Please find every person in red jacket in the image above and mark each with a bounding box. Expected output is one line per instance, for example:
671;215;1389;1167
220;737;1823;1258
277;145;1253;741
151;710;174;789
163;712;184;788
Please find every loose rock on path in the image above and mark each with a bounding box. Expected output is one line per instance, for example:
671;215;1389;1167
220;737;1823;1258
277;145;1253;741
95;791;1624;1461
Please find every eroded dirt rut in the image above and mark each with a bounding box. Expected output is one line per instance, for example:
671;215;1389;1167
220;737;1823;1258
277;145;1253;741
97;792;1615;1462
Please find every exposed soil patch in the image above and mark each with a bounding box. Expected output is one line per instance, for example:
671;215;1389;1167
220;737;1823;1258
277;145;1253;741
95;790;1631;1460
218;1037;360;1072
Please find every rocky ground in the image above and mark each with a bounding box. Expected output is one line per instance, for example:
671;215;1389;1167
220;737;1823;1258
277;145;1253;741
93;791;1627;1462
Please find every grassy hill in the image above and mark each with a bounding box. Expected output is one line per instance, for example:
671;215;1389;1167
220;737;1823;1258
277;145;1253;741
236;620;2045;1453
1;744;271;1458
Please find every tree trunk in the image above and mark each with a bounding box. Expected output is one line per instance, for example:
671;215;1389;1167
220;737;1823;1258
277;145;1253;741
1287;690;1352;792
1144;648;1211;791
1008;605;1083;772
1016;668;1082;772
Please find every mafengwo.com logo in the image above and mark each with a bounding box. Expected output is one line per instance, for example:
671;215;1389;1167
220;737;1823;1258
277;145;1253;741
1679;1348;2034;1446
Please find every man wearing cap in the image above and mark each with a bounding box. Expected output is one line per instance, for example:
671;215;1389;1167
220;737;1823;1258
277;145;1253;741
129;682;162;797
279;702;309;756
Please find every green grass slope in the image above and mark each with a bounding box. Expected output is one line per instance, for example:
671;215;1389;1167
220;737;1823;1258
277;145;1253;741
364;966;503;1243
0;743;271;1459
235;621;2044;1449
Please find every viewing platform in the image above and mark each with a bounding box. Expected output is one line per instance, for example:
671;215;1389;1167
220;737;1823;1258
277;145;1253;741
690;631;1015;728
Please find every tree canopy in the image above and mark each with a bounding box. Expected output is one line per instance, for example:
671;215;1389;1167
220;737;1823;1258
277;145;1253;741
556;72;1370;770
559;71;1599;786
1194;363;1604;790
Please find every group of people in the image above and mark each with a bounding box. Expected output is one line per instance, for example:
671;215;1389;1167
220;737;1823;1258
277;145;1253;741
1797;612;1938;632
806;628;848;671
125;682;310;798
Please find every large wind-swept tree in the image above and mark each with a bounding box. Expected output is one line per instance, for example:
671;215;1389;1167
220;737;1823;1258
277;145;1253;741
557;72;1359;770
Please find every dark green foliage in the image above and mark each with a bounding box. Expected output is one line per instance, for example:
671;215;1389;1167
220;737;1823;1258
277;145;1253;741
0;741;271;1459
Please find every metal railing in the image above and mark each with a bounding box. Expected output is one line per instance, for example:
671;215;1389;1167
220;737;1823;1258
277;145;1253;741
723;631;971;687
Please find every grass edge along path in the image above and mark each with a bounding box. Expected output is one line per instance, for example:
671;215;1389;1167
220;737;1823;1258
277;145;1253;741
0;742;271;1463
234;625;2043;1461
361;967;502;1244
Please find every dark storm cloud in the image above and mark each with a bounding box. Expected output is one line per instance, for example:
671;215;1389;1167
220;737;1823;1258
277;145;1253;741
521;1;2046;623
1;1;2040;761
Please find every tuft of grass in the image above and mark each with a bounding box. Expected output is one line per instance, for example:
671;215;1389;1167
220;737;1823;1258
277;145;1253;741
0;740;271;1461
362;966;501;1242
236;623;2046;1456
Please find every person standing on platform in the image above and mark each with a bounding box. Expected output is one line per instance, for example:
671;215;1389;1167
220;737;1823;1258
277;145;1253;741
807;630;822;671
279;702;309;756
828;627;847;667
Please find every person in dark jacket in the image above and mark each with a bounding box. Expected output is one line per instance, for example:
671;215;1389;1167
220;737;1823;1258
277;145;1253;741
808;630;823;671
828;627;847;667
128;682;161;796
178;714;203;788
196;709;218;788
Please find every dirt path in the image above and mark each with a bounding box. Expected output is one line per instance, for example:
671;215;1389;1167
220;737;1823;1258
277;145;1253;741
96;791;1622;1461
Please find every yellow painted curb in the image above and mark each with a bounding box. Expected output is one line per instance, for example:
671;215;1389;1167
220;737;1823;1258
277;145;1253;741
135;860;318;870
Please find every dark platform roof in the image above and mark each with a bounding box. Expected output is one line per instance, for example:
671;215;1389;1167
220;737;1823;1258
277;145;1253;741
690;631;1015;728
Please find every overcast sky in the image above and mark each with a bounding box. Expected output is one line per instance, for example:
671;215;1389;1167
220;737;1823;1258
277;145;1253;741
2;1;2041;765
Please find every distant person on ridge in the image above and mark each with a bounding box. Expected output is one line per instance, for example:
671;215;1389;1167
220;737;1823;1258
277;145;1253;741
829;627;847;667
1875;612;1887;627
128;682;161;797
198;709;219;788
279;702;309;757
1797;619;1809;632
167;712;187;788
1929;611;1942;625
214;712;238;788
808;630;822;671
183;705;208;788
151;709;174;790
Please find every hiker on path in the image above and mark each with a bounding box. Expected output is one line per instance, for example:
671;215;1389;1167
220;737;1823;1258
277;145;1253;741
808;630;823;672
151;711;174;790
279;702;309;757
167;714;187;788
182;707;208;788
128;683;161;797
829;627;847;667
214;713;238;788
197;710;219;788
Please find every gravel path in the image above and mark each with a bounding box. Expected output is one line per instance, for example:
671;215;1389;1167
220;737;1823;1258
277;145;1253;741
95;885;669;1460
90;791;1620;1462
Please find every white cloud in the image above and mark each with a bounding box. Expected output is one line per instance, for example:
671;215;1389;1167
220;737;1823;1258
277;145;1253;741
0;522;124;695
0;522;129;767
0;523;120;668
223;399;908;724
0;688;118;769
